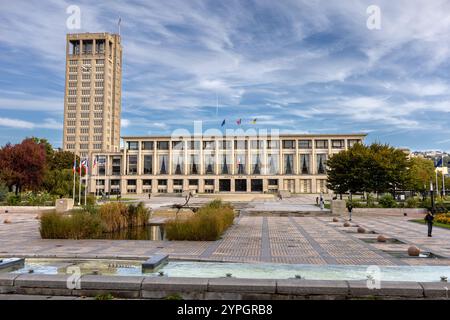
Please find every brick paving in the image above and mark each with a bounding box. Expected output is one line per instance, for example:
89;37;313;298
1;203;450;266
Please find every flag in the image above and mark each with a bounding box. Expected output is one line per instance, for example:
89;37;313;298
251;118;257;124
118;17;122;26
81;159;88;174
236;118;241;125
435;157;443;167
72;159;77;173
93;156;98;168
221;119;226;127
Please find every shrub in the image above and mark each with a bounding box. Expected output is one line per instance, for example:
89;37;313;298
378;194;397;208
405;197;419;208
165;200;235;241
6;193;22;205
435;213;450;225
346;199;366;208
420;197;432;209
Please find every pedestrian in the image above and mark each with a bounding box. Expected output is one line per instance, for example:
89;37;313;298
424;211;434;237
278;191;283;201
316;196;319;205
319;198;324;210
148;193;151;200
346;203;353;221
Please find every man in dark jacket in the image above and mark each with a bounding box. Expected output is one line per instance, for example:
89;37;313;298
425;212;434;237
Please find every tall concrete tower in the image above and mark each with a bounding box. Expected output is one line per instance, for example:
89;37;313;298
62;32;122;158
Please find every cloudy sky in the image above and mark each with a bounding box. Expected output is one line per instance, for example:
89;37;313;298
0;0;450;151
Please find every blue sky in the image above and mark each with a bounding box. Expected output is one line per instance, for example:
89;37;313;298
1;0;450;151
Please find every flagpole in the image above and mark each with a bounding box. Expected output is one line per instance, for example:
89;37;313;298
84;158;89;206
72;152;76;201
442;154;446;197
78;157;82;206
435;168;439;198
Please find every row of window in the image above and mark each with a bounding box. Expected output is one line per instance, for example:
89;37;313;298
126;139;361;151
66;120;104;126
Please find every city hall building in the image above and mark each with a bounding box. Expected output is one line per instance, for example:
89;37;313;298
89;134;366;195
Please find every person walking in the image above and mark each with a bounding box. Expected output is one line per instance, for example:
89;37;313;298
346;203;353;221
425;211;434;237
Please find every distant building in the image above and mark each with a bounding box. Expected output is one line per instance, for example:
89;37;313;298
89;134;366;195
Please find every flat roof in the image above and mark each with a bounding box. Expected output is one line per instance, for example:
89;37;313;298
121;133;368;139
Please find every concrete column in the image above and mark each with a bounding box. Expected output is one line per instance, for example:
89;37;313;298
294;179;300;193
123;144;127;175
263;179;268;193
136;179;143;194
167;179;173;193
230;178;235;192
214;179;219;193
198;178;205;193
137;141;142;175
151;178;158;194
247;179;251;192
120;178;127;195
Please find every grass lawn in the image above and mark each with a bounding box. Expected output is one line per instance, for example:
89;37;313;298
410;219;450;230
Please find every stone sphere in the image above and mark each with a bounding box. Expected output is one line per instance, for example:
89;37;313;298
343;222;351;227
333;218;339;222
377;235;387;242
357;227;366;233
408;246;421;257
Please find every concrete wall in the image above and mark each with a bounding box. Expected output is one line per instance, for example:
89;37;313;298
0;273;448;300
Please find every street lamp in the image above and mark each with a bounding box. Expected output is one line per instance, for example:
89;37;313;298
430;180;436;215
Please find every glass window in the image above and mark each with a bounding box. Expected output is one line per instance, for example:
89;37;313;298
282;140;295;149
143;155;152;174
316;154;327;174
250;140;264;149
112;157;121;175
187;140;200;150
142;141;154;150
158;155;168;174
332;139;345;149
127;141;138;150
235;153;246;174
251;154;262;174
284;154;294;174
172;141;184;151
348;139;361;147
158;179;167;186
219;140;232;150
299;154;310;174
188;154;199;175
173;179;183;186
203;141;215;150
315;140;328;149
127;155;137;174
204;179;214;186
157;141;169;150
267;140;279;150
204;153;215;174
143;179;152;186
298;140;312;149
234;140;247;150
267;154;279;175
268;179;278;186
127;179;136;186
220;153;231;174
189;179;199;186
172;153;184;175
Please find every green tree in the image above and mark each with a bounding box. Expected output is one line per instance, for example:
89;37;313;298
43;168;78;198
407;157;435;192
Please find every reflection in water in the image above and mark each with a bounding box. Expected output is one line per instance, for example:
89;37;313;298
95;225;165;240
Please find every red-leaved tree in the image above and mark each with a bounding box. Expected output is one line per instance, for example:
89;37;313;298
0;138;47;194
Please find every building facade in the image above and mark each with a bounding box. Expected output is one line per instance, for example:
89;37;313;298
62;32;122;158
89;134;366;195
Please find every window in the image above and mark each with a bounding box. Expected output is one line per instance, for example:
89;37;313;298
158;155;168;174
187;140;200;150
298;140;312;149
220;153;231;174
136;141;152;151
173;179;183;186
127;179;136;186
234;140;247;150
96;59;104;65
189;154;199;174
219;140;232;150
172;141;184;151
67;120;76;126
235;153;246;174
267;153;279;175
69;60;78;66
284;154;294;174
66;128;75;134
299;154;310;174
204;179;214;186
143;179;152;186
282;140;295;149
127;155;137;174
143;155;152;174
172;153;184;175
97;156;106;175
250;140;264;149
315;140;328;149
127;141;138;150
332;139;345;149
112;157;121;175
158;179;167;186
251;154;262;174
348;139;361;147
268;179;278;186
267;140;279;150
204;153;215;174
66;136;75;142
316;154;327;174
157;141;169;150
203;141;215;150
82;40;93;54
80;127;89;134
189;179;198;186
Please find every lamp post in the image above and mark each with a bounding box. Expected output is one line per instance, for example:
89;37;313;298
430;180;436;215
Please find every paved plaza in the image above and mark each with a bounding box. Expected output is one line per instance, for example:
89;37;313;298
1;196;449;266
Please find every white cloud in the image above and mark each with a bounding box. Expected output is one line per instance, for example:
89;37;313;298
0;117;62;130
